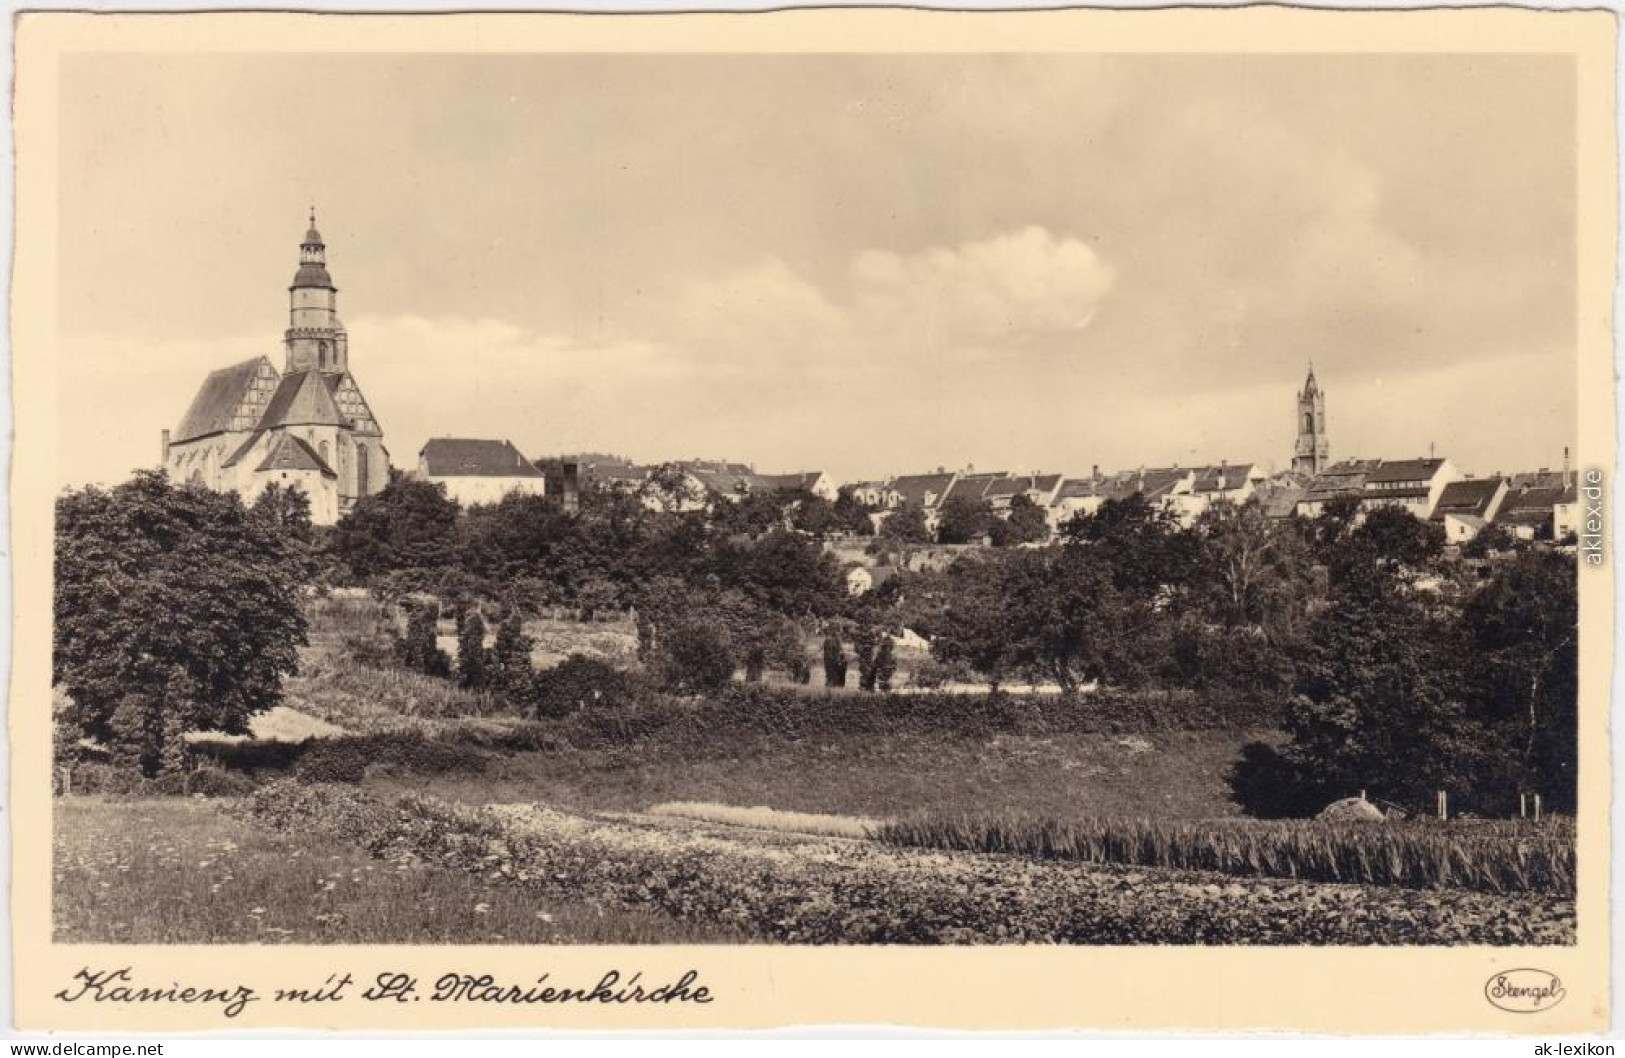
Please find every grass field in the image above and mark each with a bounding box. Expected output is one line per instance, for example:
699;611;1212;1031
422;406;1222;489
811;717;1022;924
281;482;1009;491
369;727;1267;821
53;798;745;944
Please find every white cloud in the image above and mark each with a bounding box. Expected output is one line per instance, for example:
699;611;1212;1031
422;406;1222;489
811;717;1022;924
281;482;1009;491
852;226;1115;348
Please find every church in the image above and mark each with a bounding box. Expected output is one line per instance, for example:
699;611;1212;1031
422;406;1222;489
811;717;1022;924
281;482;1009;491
161;215;390;524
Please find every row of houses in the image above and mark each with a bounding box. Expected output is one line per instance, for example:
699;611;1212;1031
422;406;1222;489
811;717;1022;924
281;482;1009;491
1289;457;1578;543
411;441;839;511
409;437;1579;546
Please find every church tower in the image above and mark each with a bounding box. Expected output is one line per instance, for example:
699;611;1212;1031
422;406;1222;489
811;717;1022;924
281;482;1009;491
284;208;350;375
1292;364;1329;476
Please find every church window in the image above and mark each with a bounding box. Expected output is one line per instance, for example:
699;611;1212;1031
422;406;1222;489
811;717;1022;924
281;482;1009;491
319;440;330;467
357;445;370;495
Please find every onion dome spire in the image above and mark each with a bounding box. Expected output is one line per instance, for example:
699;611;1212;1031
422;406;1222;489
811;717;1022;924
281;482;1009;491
292;207;334;290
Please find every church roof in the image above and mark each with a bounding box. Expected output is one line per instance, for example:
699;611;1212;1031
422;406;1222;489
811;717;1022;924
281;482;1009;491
255;433;336;477
173;357;274;443
420;438;544;478
221;430;266;469
259;370;346;430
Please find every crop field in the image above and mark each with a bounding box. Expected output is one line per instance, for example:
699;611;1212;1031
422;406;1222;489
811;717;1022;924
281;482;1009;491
239;781;1575;946
52;798;745;944
875;814;1574;895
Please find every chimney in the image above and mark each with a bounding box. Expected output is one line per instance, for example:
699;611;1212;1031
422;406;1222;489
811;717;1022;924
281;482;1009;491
1564;446;1572;486
1092;464;1100;480
562;461;580;513
160;429;170;467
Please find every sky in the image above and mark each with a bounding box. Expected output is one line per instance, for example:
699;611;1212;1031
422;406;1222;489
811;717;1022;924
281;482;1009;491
55;52;1577;486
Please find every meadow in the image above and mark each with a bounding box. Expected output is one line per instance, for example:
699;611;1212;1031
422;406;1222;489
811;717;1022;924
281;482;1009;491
53;798;744;944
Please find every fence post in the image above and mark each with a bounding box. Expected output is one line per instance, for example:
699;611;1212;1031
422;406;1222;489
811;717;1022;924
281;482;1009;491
1520;792;1527;819
1534;794;1542;822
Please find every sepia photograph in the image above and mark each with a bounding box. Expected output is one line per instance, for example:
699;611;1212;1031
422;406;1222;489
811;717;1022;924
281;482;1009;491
9;6;1617;1035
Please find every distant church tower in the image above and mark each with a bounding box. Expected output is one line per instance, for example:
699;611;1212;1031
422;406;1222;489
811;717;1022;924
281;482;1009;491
1292;364;1329;476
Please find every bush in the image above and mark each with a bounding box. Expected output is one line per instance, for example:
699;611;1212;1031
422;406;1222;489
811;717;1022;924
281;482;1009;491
529;655;641;719
821;634;848;689
293;741;370;784
650;616;735;694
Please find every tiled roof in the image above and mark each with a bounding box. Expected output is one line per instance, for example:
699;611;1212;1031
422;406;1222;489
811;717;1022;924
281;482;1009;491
221;431;266;470
259;370;346;430
1255;482;1306;518
750;471;827;493
1431;478;1505;520
1301;460;1380;502
1056;476;1114;501
891;473;958;507
255;433;336;477
1508;470;1570;490
1366;458;1446;484
173;357;275;442
421;438;545;478
1500;485;1567;515
1190;463;1257;493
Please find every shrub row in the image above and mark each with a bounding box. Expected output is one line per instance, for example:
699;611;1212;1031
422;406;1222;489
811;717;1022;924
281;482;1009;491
189;732;490;784
873;814;1576;896
240;780;1574;945
545;682;1284;751
62;761;257;799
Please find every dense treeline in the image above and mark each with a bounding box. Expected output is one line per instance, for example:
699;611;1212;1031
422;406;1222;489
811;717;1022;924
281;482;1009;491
323;481;1576;817
53;470;1578;820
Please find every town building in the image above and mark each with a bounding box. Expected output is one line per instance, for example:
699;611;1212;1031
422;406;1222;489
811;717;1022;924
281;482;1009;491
417;438;546;506
1359;457;1461;519
1430;478;1509;542
163;214;389;525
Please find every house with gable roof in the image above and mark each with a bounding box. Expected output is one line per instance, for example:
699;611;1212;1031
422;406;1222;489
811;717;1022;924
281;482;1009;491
417;438;546;507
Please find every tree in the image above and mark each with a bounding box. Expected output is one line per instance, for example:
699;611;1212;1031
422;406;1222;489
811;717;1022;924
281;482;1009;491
1270;560;1467;813
712;490;792;538
488;613;535;699
456;611;489;689
1346;504;1445;578
929;546;1142;694
1194;500;1320;650
331;478;460;579
1002;494;1052;546
638;463;709;514
879;505;932;545
873;638;897;692
651;613;736;694
1063;494;1201;607
1464;522;1517;559
822;633;849;689
54;471;308;776
935;496;994;545
831;488;876;536
714;528;844;620
395;604;451;678
1460;550;1578;812
852;625;888;691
